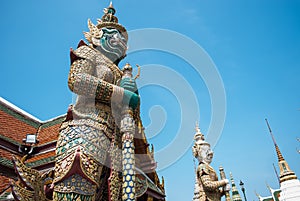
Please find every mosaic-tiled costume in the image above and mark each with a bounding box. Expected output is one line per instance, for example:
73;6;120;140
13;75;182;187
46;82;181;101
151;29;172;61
192;125;228;201
53;3;139;201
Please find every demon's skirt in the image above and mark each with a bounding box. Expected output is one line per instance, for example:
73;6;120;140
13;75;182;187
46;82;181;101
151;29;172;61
53;120;122;201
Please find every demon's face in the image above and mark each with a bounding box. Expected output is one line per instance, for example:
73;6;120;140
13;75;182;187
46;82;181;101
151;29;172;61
96;27;127;64
193;143;214;164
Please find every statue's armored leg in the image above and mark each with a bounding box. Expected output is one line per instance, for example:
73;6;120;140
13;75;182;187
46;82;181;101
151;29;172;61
53;124;111;201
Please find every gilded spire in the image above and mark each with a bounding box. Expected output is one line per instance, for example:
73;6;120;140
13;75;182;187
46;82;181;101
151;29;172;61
265;119;297;183
230;173;242;201
161;176;165;190
274;144;284;162
265;119;284;161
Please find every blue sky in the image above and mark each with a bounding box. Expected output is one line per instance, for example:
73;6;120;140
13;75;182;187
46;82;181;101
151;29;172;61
1;1;300;201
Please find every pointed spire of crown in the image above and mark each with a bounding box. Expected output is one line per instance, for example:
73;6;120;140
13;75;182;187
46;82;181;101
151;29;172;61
109;1;114;10
84;2;128;45
194;121;205;143
102;1;117;23
101;2;127;40
192;121;210;161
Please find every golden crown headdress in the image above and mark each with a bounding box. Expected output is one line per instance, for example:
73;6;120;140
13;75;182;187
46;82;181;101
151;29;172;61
192;122;211;158
84;2;128;46
194;122;208;145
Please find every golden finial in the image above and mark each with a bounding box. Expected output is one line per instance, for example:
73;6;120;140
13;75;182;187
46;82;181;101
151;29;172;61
150;144;154;159
123;63;133;71
161;176;165;189
123;63;142;80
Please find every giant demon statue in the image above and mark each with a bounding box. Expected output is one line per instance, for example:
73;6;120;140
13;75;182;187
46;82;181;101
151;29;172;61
52;3;139;201
192;125;229;201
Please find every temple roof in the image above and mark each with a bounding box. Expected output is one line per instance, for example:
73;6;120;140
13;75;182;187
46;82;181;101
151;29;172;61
0;97;165;199
0;97;64;196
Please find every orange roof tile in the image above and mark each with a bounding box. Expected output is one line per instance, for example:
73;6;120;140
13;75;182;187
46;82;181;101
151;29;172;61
37;123;61;144
0;149;14;160
0;110;37;143
26;151;56;163
0;175;11;193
